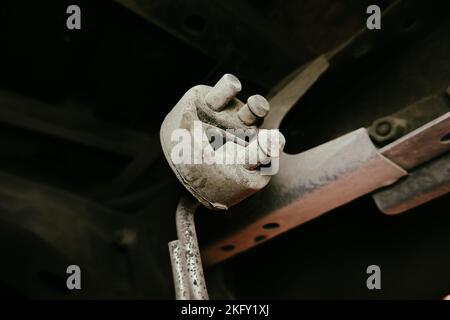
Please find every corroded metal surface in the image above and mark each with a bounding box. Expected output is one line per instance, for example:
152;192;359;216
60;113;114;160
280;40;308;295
368;92;449;145
168;240;190;300
374;152;450;214
371;111;450;215
199;54;404;266
169;196;209;300
202;128;407;266
160;75;282;210
201;110;450;265
380;112;450;170
199;57;450;266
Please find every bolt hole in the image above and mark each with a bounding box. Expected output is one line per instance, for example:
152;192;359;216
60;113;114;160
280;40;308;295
220;245;235;252
441;132;450;144
263;222;280;230
183;14;207;36
254;235;267;242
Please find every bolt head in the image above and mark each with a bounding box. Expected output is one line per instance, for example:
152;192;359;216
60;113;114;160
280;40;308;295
258;129;285;157
370;116;407;144
375;121;392;136
247;95;270;118
205;74;241;111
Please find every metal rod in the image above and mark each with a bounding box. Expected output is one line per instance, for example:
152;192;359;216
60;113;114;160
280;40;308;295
175;195;209;300
168;240;190;300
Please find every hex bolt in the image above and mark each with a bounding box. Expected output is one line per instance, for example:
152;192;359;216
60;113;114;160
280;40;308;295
369;116;407;144
242;129;285;170
238;94;270;126
375;121;392;136
205;74;242;112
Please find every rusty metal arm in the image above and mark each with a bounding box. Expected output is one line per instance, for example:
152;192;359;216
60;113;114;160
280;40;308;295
373;112;450;214
200;55;450;266
201;112;450;267
201;128;408;266
169;195;209;300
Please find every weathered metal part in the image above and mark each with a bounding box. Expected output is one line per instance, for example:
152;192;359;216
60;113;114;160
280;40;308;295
368;91;450;146
202;128;407;266
200;112;450;266
159;1;450;268
160;76;280;210
238;95;270;126
369;116;408;144
160;72;285;294
380;112;450;170
205;74;241;112
197;92;253;132
372;108;450;215
198;52;449;266
373;152;450;215
246;95;270;118
168;240;190;300
174;196;208;300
